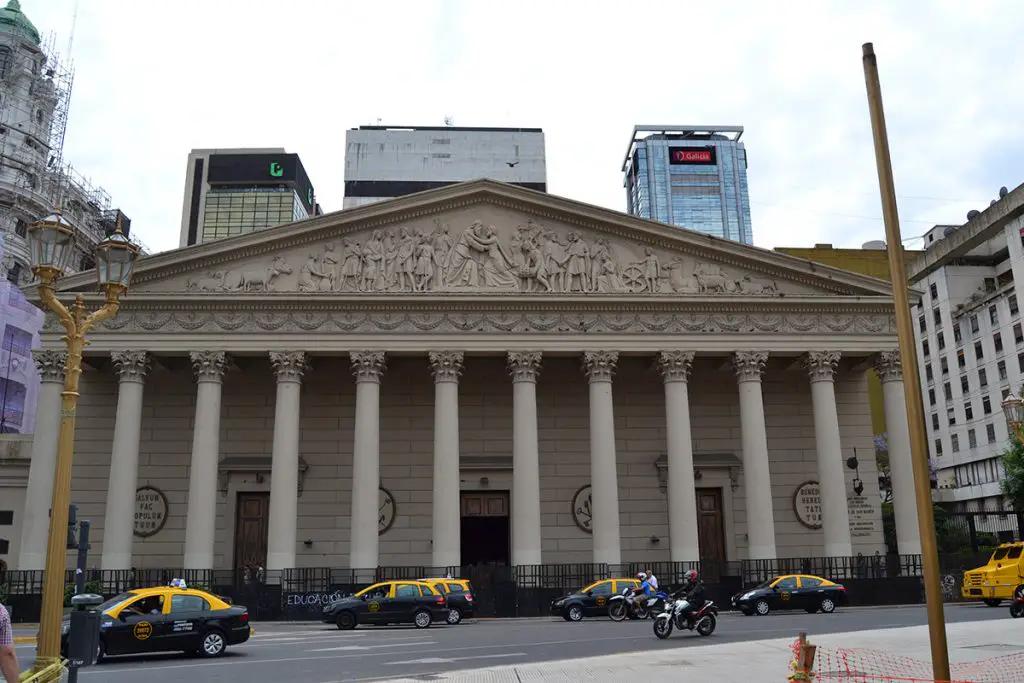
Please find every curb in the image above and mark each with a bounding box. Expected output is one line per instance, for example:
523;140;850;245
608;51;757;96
14;636;35;644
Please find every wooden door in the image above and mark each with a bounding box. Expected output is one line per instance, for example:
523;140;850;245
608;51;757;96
234;492;270;573
696;488;726;580
460;492;509;517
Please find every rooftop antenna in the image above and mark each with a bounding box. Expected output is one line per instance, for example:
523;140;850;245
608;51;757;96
66;0;80;59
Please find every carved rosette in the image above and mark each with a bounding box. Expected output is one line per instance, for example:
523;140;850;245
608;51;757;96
658;350;695;383
269;351;309;383
507;351;542;383
190;351;228;383
429;351;464;383
804;351;841;383
32;349;67;383
732;351;768;383
111;350;150;383
873;350;902;382
582;351;618;383
351;351;386;383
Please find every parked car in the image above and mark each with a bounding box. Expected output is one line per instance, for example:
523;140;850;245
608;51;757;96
420;577;475;624
961;542;1024;606
550;578;641;622
322;580;448;629
732;574;847;616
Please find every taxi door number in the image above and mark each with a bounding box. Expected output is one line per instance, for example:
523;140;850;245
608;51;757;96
368;601;381;612
781;592;791;601
596;596;606;606
133;621;153;640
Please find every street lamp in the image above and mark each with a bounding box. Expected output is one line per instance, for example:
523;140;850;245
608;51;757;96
1002;393;1024;441
30;211;139;676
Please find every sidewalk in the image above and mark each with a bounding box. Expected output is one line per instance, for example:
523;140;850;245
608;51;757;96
376;619;1022;682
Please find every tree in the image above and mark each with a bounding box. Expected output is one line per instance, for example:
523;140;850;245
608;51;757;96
1000;435;1024;510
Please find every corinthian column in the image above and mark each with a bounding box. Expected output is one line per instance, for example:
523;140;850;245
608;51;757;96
508;351;542;566
733;351;777;560
658;351;701;563
874;350;921;555
266;351;308;571
183;351;228;569
583;351;621;565
17;350;66;569
430;351;464;569
350;351;386;571
101;350;151;570
804;351;853;557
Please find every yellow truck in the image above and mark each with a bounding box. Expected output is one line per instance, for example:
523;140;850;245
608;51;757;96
961;541;1024;605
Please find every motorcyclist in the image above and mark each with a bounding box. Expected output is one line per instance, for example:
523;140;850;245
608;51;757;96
671;569;705;627
630;572;655;606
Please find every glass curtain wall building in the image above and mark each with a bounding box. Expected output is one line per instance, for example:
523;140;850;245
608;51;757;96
622;125;753;245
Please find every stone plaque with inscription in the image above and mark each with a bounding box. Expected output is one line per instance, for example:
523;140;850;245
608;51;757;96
134;486;168;538
793;481;823;530
846;495;879;538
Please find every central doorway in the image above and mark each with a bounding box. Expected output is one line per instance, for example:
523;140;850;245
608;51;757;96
460;491;510;566
234;492;270;576
695;488;727;581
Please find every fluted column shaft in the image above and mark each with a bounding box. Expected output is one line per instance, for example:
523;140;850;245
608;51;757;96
733;351;777;560
350;351;386;571
805;351;853;556
431;351;463;569
17;350;67;569
101;351;151;570
183;351;228;569
266;351;308;571
509;351;542;566
583;351;621;565
875;350;922;555
659;351;701;563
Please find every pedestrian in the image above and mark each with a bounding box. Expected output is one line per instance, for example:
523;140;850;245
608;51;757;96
0;602;20;683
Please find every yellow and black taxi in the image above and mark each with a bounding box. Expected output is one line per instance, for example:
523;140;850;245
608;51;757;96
550;578;641;622
732;574;847;616
60;586;250;660
961;541;1024;606
322;580;449;629
419;577;475;625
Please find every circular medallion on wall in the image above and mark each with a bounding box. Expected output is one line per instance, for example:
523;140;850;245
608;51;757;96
134;486;169;538
571;485;593;534
793;480;823;530
379;486;396;535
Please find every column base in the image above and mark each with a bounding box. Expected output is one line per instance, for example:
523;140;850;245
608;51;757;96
823;542;854;558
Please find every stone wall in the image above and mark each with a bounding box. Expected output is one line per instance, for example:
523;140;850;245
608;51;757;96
62;353;884;570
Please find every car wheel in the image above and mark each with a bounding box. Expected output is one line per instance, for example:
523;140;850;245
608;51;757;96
1011;602;1024;619
754;599;770;616
199;629;227;658
1015;585;1024;600
96;639;105;664
819;598;836;614
336;611;357;630
567;605;584;622
413;610;432;628
983;599;1002;607
447;608;462;625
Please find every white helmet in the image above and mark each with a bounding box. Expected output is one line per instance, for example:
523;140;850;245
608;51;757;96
637;572;647;581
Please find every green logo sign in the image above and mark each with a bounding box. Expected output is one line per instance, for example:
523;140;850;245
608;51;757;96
307;188;313;204
269;162;283;177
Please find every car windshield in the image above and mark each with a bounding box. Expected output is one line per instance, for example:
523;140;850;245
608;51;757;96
754;579;776;589
98;592;137;612
991;548;1009;561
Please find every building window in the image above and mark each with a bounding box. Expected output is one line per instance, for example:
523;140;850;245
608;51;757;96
990;306;999;325
943;382;953;401
998;360;1008;381
983;395;992;414
13;219;27;238
930;283;938;298
951;433;960;453
934;439;943;457
960;375;969;393
941;357;949;375
986;423;997;443
919;316;927;333
928;388;936;406
968;428;977;448
5;264;21;284
1010;294;1019;315
938;332;946;350
965;401;973;420
979;368;988;387
1019;352;1024;373
926;364;934;382
1002;387;1012;400
934;309;942;326
994;332;1004;353
954;323;962;343
975;341;984;360
958;349;966;369
947;404;956;424
923;340;931;357
931;413;940;430
971;315;980;334
1;326;32;357
1016;323;1024;345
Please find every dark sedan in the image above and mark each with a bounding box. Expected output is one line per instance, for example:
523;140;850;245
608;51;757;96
550;578;640;622
732;574;847;616
322;580;449;629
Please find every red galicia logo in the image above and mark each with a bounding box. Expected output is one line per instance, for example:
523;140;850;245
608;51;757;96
670;149;712;163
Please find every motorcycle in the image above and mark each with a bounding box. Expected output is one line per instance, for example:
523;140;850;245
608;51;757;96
652;598;718;640
608;586;656;621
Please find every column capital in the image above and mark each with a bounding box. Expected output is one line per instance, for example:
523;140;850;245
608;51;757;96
351;350;386;383
732;351;768;383
429;351;464;383
658;350;695;383
111;350;150;383
190;351;228;383
582;351;618;382
32;349;67;383
269;351;309;383
873;350;902;382
508;351;542;382
804;351;840;383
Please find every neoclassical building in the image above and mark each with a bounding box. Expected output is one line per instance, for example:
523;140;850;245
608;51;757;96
15;180;923;574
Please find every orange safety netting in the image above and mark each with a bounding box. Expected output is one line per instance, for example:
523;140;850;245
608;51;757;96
789;636;1024;683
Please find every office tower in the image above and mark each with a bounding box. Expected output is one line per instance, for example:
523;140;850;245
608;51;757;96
179;148;321;248
622;125;753;244
343;125;546;209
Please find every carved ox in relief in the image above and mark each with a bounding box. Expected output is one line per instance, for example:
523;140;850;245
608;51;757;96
692;263;738;294
222;256;294;292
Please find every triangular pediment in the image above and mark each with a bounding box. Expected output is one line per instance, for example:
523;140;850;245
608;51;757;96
51;180;895;299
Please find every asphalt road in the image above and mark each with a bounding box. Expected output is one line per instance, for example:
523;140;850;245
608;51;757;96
16;604;1009;683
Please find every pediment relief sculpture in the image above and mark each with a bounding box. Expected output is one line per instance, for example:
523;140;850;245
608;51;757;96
174;216;799;297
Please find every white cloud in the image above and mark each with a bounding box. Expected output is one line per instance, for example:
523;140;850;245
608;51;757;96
24;0;1024;254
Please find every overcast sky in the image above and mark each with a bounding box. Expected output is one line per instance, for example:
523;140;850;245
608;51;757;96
26;0;1024;255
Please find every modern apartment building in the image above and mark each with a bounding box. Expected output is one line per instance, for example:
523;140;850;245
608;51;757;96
179;148;321;248
622;125;753;244
342;125;546;209
909;183;1024;533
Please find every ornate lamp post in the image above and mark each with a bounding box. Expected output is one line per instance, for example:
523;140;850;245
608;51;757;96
1001;394;1024;442
29;211;139;675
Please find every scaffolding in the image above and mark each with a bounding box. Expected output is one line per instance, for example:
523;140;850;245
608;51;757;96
39;30;73;185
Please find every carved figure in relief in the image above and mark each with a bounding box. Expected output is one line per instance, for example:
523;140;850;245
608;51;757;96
222;256;293;292
738;275;779;295
186;272;226;292
393;227;418;291
562;232;591;292
692;262;737;295
361;231;386;291
338;238;362;291
589;238;610;289
662;257;693;293
413;230;436;292
431;219;453;289
539;230;568;291
298;247;335;292
594;255;627;293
